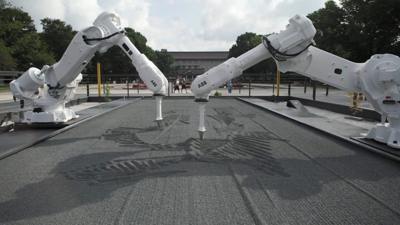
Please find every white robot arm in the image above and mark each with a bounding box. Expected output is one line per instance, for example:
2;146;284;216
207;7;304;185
10;12;168;124
191;15;316;99
191;15;400;149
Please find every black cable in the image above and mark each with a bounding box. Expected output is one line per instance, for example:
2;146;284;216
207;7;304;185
83;30;124;44
262;34;313;61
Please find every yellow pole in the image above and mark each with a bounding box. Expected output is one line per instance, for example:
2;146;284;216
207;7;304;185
97;62;102;97
276;67;281;96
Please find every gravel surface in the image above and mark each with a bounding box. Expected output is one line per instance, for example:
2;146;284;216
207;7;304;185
0;98;399;225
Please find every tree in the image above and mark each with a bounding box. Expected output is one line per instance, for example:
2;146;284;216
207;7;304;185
0;4;20;70
0;7;36;47
41;18;75;60
86;27;161;75
0;7;54;70
228;32;275;74
229;32;262;58
0;4;170;75
91;46;135;74
125;28;149;53
307;1;349;58
340;0;400;61
0;0;10;9
0;40;16;70
308;0;400;62
154;49;174;75
125;27;158;62
11;32;55;70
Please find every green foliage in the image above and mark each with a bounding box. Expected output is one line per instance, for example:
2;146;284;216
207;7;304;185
0;0;10;9
0;6;54;70
229;32;262;57
11;32;55;70
214;91;222;96
228;32;276;74
154;49;174;75
0;40;16;70
0;84;10;92
86;28;160;75
308;1;349;58
341;0;400;61
89;46;134;74
125;28;148;53
88;28;176;76
228;0;400;75
308;0;400;62
0;4;172;75
125;28;159;64
105;82;110;96
3;0;397;79
0;7;36;47
41;18;75;60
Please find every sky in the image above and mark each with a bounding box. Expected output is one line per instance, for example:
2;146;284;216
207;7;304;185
9;0;339;51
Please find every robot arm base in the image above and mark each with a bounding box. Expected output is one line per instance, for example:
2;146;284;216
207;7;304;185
20;107;78;123
10;67;44;101
365;123;400;149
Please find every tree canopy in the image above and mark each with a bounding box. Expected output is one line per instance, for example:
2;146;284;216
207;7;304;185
40;18;75;60
154;49;175;74
1;0;399;76
86;28;174;75
0;2;174;76
308;0;400;62
228;32;276;74
0;6;55;70
307;1;349;58
229;0;400;74
229;32;263;58
0;40;16;70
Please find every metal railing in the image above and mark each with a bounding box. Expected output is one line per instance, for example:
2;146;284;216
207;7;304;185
1;71;333;100
0;71;23;84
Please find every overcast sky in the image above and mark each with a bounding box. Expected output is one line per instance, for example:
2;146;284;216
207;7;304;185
9;0;338;51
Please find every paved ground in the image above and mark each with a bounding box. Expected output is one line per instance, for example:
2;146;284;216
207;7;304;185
239;98;375;138
0;98;399;225
239;97;400;160
0;100;129;155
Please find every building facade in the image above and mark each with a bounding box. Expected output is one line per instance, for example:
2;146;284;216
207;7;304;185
168;51;229;80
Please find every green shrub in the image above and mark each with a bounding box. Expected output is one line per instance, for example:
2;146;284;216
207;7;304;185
214;91;222;96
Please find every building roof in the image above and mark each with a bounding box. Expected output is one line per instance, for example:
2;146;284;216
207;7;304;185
168;51;229;60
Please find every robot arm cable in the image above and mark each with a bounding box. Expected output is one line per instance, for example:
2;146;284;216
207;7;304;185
82;30;125;44
262;35;313;61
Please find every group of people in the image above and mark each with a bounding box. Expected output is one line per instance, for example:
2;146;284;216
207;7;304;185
172;78;233;94
173;78;187;93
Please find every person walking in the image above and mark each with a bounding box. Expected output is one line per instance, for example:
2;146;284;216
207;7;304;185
174;78;180;93
227;80;233;94
181;78;187;93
